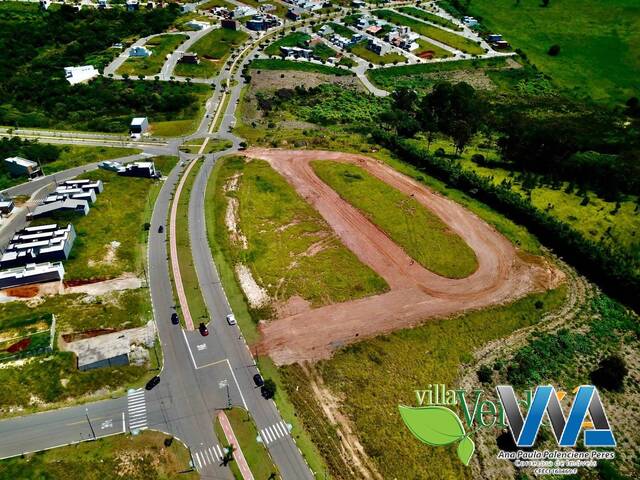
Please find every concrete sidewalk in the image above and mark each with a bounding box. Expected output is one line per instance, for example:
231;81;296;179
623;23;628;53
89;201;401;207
217;410;255;480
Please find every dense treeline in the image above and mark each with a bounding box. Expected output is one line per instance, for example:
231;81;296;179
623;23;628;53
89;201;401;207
0;3;203;131
0;137;61;165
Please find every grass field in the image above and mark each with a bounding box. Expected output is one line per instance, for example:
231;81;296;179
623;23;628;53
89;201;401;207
31;157;178;281
212;156;388;313
0;289;156;415
312;161;478;278
350;41;406;65
219;408;280;479
325;22;356;39
415;37;453;58
373;9;485;55
175;28;248;79
198;0;234;10
248;59;353;76
398;6;463;31
117;34;188;77
298;286;567;479
173;160;210;327
0;430;197;479
467;0;640;104
180;138;232;154
265;32;311;56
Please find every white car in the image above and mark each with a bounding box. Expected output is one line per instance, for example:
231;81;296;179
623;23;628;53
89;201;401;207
226;314;236;325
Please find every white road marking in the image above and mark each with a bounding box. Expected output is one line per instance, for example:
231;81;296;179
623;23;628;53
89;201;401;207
127;389;147;430
260;421;291;446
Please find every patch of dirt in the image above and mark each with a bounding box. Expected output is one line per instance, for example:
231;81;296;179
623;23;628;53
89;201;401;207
63;278;108;288
242;148;564;365
250;70;365;92
275;295;312;318
226;197;248;249
236;263;270;308
65;273;142;296
3;285;39;298
88;241;121;267
62;328;118;343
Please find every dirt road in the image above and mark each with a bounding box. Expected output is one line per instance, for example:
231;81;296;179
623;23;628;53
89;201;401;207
242;149;562;364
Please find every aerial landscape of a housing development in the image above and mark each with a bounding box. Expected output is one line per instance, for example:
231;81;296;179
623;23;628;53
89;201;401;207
0;0;637;479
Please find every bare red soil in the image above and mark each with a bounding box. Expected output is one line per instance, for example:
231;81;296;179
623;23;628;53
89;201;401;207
242;149;563;365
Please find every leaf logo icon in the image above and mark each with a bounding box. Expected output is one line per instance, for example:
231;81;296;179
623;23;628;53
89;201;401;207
398;405;475;466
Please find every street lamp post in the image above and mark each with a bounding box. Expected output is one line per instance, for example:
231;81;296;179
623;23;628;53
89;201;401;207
85;408;96;440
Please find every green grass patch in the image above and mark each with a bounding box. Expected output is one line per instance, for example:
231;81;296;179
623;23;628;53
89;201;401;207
175;28;248;79
350;40;406;65
415;37;453;58
0;430;197;479
198;0;234;10
265;32;311;56
117;34;188;77
248;59;353;76
212;156;388;312
309;286;567;479
398;6;463;31
0;288;155;415
312;160;478;278
467;0;640;104
326;22;355;39
373;9;485;55
220;408;280;479
180;138;233;154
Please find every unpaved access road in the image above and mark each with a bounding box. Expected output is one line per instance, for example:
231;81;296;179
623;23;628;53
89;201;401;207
242;148;563;364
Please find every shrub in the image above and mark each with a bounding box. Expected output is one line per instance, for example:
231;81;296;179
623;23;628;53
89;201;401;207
590;355;628;391
548;44;560;56
477;365;493;384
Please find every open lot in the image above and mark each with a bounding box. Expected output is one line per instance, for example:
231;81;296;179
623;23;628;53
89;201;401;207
265;32;311;57
398;6;463;31
350;41;406;65
248;59;353;76
467;0;640;104
117;34;188;77
174;28;248;79
243;148;561;364
312;160;477;278
373;9;485;55
0;430;196;479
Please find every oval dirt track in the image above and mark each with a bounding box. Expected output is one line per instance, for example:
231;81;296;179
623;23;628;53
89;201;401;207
242;148;563;365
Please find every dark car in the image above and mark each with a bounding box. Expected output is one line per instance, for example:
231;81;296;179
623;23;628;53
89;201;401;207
253;373;264;387
199;322;209;336
158;225;164;234
171;312;179;325
145;376;160;390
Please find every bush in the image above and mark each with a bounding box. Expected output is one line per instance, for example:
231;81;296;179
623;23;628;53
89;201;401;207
261;379;277;399
590;355;628;391
477;365;493;384
548;44;560;56
471;153;486;165
434;147;446;157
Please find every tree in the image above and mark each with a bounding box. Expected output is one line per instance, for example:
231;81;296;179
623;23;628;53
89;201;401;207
548;44;560;56
477;365;493;384
222;444;235;466
590;355;628;391
261;379;277;399
541;0;550;6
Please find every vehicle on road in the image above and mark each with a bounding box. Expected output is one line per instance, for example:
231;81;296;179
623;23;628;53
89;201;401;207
171;312;179;325
253;373;264;387
226;313;236;325
158;225;164;233
145;376;160;390
199;322;209;336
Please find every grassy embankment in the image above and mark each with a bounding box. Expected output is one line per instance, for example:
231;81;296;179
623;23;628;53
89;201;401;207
282;285;567;479
373;9;485;55
312;160;478;278
398;6;463;31
350;41;406;65
264;32;311;56
248;59;353;76
0;430;197;479
215;408;280;480
150;85;211;137
467;0;640;104
174;28;249;79
117;34;188;77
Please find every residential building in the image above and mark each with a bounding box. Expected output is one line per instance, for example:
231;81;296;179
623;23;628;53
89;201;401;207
98;0;108;8
366;25;382;35
0;262;65;290
367;39;391;56
98;160;124;173
492;40;510;49
462;16;479;28
130;117;149;137
179;52;200;64
64;65;99;85
61;179;104;194
246;14;279;31
234;6;257;18
181;3;197;13
318;24;334;36
286;7;302;21
4;157;42;179
0;198;14;216
44;190;96;205
387;27;419;51
487;34;503;43
129;45;152;57
280;46;313;59
221;18;237;30
260;4;276;12
119;161;160;179
28;199;90;220
0;224;76;269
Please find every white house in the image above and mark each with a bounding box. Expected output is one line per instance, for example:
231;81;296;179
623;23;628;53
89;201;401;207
234;5;257;18
130;117;149;138
64;65;99;85
129;45;153;57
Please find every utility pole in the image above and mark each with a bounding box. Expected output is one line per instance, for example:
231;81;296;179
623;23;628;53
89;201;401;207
85;408;96;440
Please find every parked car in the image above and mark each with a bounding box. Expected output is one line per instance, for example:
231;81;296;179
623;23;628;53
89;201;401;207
171;312;179;325
253;373;264;387
145;376;160;390
158;225;164;233
199;322;209;336
226;314;236;325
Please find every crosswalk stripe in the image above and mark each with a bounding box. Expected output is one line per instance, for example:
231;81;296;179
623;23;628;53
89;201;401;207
128;406;146;413
269;425;280;438
280;421;289;433
215;444;223;459
261;428;272;443
205;449;213;464
274;423;286;436
194;452;201;468
208;447;216;462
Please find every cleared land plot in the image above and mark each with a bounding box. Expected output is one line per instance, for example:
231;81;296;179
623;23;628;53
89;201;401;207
312;161;477;278
415;37;452;58
248;59;353;76
300;286;567;480
398;6;463;31
265;32;311;56
349;41;406;65
373;9;485;55
213;156;389;314
174;28;248;78
117;34;188;77
0;430;197;479
243;148;560;364
324;22;355;38
467;0;640;104
31;157;178;281
0;288;155;415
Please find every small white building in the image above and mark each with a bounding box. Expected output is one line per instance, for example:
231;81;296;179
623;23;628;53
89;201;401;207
0;262;65;290
130;117;149;138
126;0;139;11
64;65;99;85
4;157;41;179
129;45;153;57
186;20;211;30
234;5;257;18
